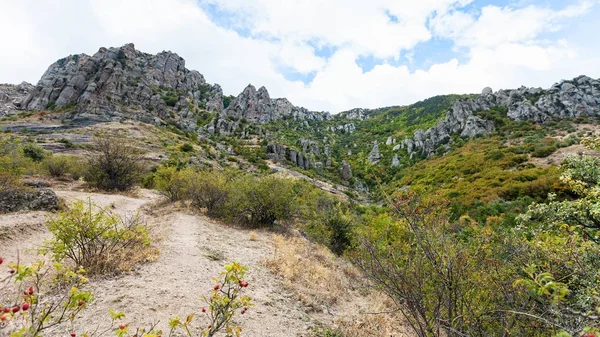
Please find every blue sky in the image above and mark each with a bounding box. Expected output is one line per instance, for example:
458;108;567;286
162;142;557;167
1;0;599;112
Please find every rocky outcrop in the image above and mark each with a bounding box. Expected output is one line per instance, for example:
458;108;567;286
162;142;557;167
266;143;311;170
368;141;382;163
391;154;400;168
0;188;59;213
328;123;356;134
340;108;369;120
221;84;329;124
18;43;330;136
19;43;221;130
340;160;353;181
0;82;34;117
401;76;600;157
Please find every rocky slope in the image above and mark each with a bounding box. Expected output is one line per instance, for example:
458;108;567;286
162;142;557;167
401;76;600;157
0;82;34;117
17;43;327;134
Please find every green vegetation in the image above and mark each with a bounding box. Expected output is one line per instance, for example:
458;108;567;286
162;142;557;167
42;154;84;180
44;200;153;275
84;135;145;191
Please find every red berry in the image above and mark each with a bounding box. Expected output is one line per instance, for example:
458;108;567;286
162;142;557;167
28;287;34;295
3;307;9;313
119;323;126;330
242;281;248;287
213;285;220;291
11;306;19;313
9;269;15;274
201;308;206;313
78;300;85;307
0;257;3;265
71;333;76;337
21;302;29;311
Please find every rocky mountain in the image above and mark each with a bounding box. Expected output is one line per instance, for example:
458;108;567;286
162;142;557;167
201;84;330;136
0;82;34;117
15;43;326;132
401;76;600;157
3;42;600;198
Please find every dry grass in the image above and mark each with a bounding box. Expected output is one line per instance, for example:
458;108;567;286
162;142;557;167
115;245;160;273
264;234;363;311
335;294;410;337
265;234;413;337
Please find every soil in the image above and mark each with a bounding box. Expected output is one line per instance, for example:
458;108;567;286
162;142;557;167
0;185;388;337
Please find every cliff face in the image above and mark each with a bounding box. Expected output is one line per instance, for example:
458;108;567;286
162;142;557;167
20;43;222;128
18;43;328;133
401;76;600;157
0;82;34;117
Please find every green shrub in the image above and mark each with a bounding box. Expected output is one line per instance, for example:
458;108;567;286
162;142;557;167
531;145;557;158
58;137;76;148
187;170;230;217
42;155;84;179
162;94;179;107
180;143;194;152
84;135;143;191
22;143;47;162
45;200;153;275
153;166;193;202
227;175;296;227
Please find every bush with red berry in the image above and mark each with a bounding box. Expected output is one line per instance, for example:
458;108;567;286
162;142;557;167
168;262;253;337
0;256;92;337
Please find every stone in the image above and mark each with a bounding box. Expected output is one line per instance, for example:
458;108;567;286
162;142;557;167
482;87;493;95
0;188;59;213
340;160;352;181
391;154;400;168
368;141;381;163
386;136;392;146
0;82;34;117
400;76;600;158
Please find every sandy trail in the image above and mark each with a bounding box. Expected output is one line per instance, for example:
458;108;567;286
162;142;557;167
69;210;312;337
2;189;321;336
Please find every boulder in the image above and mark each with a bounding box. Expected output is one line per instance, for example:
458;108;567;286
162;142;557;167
0;188;59;213
391;154;400;168
368;141;381;163
340;160;353;181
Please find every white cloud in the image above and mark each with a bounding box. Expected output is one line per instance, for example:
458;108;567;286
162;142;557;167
0;0;599;114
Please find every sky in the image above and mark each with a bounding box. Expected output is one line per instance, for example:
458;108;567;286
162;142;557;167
1;0;599;113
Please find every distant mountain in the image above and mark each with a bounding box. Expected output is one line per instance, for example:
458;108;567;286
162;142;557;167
2;43;600;198
2;43;327;131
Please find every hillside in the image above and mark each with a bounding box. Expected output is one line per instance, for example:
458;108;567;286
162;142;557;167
2;43;600;337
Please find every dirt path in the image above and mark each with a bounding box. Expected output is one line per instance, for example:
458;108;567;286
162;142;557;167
2;187;402;336
68;210;312;337
1;188;325;336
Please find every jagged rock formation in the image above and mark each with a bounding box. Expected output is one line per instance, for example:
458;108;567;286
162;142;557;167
391;154;400;168
20;43;222;130
266;143;311;170
0;82;34;117
327;123;356;133
18;43;328;136
203;84;330;136
340;160;352;181
221;85;328;124
339;108;369;120
401;76;600;157
368;141;382;163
